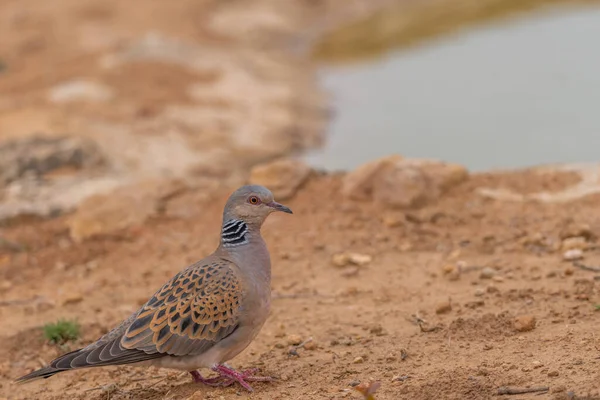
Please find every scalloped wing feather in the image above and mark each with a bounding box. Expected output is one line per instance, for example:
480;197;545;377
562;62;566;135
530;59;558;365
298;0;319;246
121;259;244;356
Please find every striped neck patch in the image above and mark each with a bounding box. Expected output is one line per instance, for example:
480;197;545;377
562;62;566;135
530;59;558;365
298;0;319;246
221;219;249;247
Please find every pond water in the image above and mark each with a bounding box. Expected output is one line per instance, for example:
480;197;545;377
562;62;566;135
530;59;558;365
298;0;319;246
304;6;600;172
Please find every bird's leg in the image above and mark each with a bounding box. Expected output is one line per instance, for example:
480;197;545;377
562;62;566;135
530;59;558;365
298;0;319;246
189;370;234;387
211;364;275;392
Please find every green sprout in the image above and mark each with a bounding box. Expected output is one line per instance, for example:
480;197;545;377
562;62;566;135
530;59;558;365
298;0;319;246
43;319;81;344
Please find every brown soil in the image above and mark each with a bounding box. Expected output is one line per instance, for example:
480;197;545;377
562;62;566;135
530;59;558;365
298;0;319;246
2;171;600;400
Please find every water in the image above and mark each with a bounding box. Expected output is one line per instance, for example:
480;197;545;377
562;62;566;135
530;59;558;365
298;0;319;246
305;6;600;172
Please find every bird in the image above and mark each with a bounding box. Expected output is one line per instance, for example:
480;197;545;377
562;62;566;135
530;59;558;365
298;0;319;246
16;185;293;392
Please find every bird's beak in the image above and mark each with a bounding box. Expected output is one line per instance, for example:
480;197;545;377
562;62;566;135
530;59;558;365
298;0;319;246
267;201;293;214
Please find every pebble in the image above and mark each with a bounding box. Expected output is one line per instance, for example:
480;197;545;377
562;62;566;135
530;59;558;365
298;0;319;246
435;300;452;314
348;379;361;387
561;236;588;251
303;341;317;350
513;315;537;332
60;293;84;306
369;325;386;336
563;249;583;261
479;267;496;279
286;334;303;346
331;253;372;267
474;288;486;297
352;356;364;364
564;266;575;276
382;213;405;228
532;360;543;369
548;370;559;377
486;285;499;293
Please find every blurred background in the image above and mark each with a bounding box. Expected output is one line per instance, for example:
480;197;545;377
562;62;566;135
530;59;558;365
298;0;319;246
0;0;599;221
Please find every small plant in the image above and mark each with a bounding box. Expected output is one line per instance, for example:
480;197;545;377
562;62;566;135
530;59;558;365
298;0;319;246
43;319;81;344
595;304;600;311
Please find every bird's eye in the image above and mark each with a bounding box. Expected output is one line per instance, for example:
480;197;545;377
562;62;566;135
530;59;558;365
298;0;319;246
248;196;260;205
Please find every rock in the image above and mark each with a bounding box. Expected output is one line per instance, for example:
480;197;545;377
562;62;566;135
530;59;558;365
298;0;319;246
249;158;311;200
342;156;469;209
373;163;431;208
48;79;114;103
547;370;559;377
532;360;543;369
435;300;452;314
369;325;386;336
474;288;486;297
286;334;303;346
561;236;588;251
303;341;317;350
559;223;595;240
0;136;105;186
563;249;583;261
479;267;496;279
331;253;372;267
341;155;403;201
60;293;83;306
68;179;186;242
513;315;536;332
352;356;364;364
381;212;405;228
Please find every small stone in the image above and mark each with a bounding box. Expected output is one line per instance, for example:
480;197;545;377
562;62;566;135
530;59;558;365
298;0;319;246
348;379;361;387
331;253;372;267
286;334;303;346
48;79;114;103
303;341;317;350
381;213;405;228
369;325;386;336
561;236;588;251
492;275;505;282
560;223;594;240
0;280;12;291
483;343;493;350
486;285;499;293
563;249;583;261
435;300;452;314
513;315;536;332
60;293;83;306
532;360;543;369
564;266;575;276
474;288;485;297
352;356;364;364
548;370;559;377
479;267;496;279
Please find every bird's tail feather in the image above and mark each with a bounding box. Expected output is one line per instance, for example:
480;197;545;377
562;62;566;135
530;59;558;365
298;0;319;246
15;339;163;384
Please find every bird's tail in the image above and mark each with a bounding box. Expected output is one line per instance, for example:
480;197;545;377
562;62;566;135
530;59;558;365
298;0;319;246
15;338;163;384
15;348;82;383
15;365;63;383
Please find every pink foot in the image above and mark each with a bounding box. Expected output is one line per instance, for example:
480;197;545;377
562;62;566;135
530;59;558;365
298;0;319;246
211;365;275;392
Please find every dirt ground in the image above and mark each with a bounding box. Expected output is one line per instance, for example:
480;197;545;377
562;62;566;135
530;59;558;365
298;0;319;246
1;0;600;399
1;170;600;400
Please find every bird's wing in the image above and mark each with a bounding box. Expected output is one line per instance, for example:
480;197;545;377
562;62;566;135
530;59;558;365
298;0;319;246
121;258;244;356
17;259;245;381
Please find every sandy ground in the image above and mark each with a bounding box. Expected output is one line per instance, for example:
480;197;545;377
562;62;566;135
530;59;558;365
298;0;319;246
1;0;600;399
1;170;600;400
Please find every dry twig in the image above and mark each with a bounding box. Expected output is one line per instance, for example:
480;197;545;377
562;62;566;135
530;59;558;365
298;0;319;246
288;337;313;356
573;262;600;273
497;386;549;395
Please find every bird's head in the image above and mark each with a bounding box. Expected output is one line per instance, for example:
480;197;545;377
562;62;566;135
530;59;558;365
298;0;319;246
222;185;292;227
